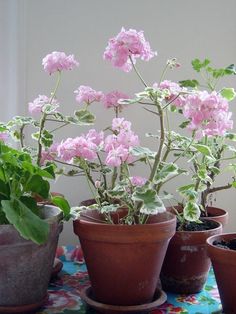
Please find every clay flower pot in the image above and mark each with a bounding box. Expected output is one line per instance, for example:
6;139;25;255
203;206;228;229
160;219;222;294
73;209;176;307
0;205;62;313
207;233;236;314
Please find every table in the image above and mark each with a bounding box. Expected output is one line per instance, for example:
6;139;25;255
36;246;222;314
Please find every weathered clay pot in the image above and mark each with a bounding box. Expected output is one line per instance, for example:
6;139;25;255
0;205;62;313
203;206;228;229
160;219;222;294
207;233;236;314
73;209;176;306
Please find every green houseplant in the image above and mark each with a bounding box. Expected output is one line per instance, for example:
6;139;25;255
161;59;236;294
0;141;64;313
49;28;233;309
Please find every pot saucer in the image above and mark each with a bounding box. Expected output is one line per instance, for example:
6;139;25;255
0;294;48;313
80;285;167;314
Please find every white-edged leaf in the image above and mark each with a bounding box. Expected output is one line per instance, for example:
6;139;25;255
183;202;201;222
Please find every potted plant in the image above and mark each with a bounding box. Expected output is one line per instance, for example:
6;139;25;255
0;140;68;313
160;60;236;294
50;28;226;311
207;233;236;313
0;51;96;278
177;58;236;227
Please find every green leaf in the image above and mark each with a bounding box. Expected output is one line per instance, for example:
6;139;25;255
0;179;10;200
51;196;70;220
106;189;126;199
100;204;119;214
41;130;53;147
225;64;236;75
179;120;190;129
25;174;50;199
193;144;215;159
183;202;201;222
132;189;165;214
232;181;236;188
131;146;156;158
226;133;236;141
1;199;49;244
154;163;179;184
74;110;95;125
220;88;236;101
192;58;210;72
179;189;198;201
179;79;199;88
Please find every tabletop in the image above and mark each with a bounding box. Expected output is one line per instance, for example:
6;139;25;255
35;246;222;314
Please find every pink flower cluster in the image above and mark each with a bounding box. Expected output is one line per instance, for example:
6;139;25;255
102;90;129;111
40;143;59;165
57;129;104;162
74;86;104;105
28;95;59;115
56;118;138;168
104;118;139;167
183;91;233;138
130;176;147;186
42;51;79;75
153;80;186;108
0;132;8;142
103;27;156;72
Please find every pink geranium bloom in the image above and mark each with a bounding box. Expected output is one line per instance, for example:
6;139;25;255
130;176;147;186
86;129;104;146
105;145;130;167
40;143;59;165
42;51;79;75
102;90;129;111
74;85;104;105
0;132;8;142
153;80;186;107
112;117;131;132
183;91;233;139
28;95;59;115
103;28;157;72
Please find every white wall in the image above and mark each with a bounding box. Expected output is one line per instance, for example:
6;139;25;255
1;0;236;244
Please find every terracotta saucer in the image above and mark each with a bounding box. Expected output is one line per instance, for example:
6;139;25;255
0;294;48;313
80;285;167;314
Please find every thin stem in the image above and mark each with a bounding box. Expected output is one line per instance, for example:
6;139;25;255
129;56;148;87
173;131;195;164
208;183;232;194
111;167;118;189
50;122;69;133
97;152;107;191
138;101;156;106
159;63;169;84
149;103;165;181
36;71;62;165
19;125;25;148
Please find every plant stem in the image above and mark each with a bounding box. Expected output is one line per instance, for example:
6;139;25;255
97;152;107;191
50;122;69;133
36;71;62;165
19;125;25;148
129;56;148;87
149;103;165;181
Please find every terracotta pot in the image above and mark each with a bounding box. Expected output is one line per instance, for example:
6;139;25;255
207;233;236;314
203;206;228;229
160;219;222;294
0;205;62;313
73;209;176;306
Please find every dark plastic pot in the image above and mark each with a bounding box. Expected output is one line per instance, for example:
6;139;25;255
160;219;222;294
73;209;176;306
207;233;236;314
0;205;62;313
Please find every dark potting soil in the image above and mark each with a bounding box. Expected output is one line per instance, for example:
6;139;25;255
213;238;236;251
177;219;218;232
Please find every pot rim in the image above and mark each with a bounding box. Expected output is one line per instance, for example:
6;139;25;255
207;232;236;251
0;205;62;248
74;210;176;228
174;219;222;235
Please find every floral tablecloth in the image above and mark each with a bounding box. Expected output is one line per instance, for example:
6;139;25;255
36;246;222;314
